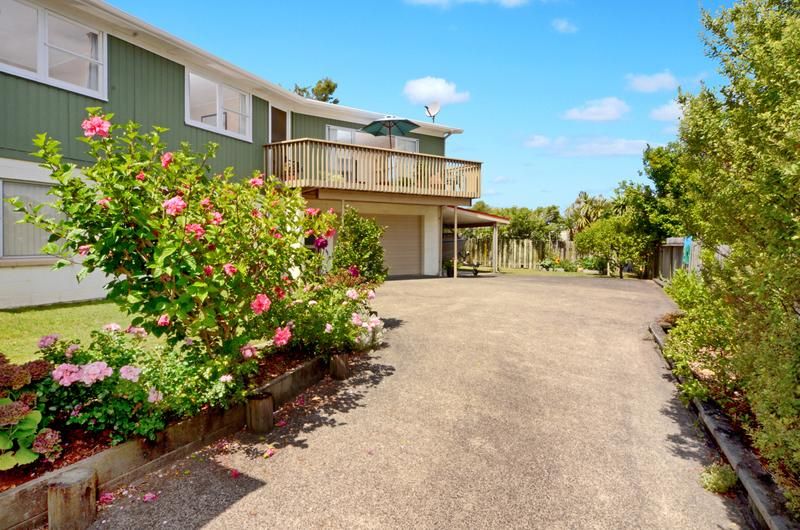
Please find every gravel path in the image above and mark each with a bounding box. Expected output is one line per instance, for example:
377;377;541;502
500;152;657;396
91;275;746;529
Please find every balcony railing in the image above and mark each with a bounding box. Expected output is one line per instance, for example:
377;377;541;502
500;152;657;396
264;138;481;199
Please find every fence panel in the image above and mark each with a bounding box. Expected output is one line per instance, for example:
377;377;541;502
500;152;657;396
462;238;577;270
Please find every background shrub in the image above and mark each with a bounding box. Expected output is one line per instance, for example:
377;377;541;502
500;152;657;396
331;207;387;283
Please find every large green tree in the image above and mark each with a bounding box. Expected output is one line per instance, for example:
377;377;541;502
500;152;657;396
294;77;340;104
674;0;800;511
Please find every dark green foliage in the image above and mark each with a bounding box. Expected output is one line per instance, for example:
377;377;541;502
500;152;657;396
332;207;387;283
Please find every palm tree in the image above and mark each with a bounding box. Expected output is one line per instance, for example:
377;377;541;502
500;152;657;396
565;191;608;238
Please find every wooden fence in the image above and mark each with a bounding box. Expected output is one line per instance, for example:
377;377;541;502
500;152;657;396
463;238;577;269
656;237;729;280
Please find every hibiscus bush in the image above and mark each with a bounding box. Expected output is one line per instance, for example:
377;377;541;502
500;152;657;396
331;206;387;283
13;108;337;360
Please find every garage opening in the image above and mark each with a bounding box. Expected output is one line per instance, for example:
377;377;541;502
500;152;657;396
368;214;422;277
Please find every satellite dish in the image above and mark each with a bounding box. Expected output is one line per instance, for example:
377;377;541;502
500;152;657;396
424;102;441;123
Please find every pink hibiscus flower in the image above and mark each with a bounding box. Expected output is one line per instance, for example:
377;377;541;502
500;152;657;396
210;211;223;225
81;116;111;138
273;326;292;347
160;152;173;168
135;172;146;181
97;197;111;209
249;175;264;187
305;208;321;216
157;314;171;327
250;293;271;315
162;196;187;216
185;223;206;240
77;244;91;256
222;263;237;277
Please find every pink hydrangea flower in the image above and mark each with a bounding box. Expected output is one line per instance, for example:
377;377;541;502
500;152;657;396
240;343;257;359
103;323;121;333
135;172;146;181
157;314;170;327
203;265;213;277
219;374;233;383
65;344;79;358
328;208;336;214
367;315;382;330
185;223;206;240
222;263;237;277
81;116;111;138
273;326;292;347
119;365;142;382
52;364;81;387
97;197;111;209
210;211;223;225
200;198;212;209
160;152;173;168
249;176;264;187
77;244;91;256
305;208;320;216
367;290;376;300
250;293;271;315
162;196;186;216
79;361;113;385
324;323;333;334
351;313;363;326
38;334;59;349
346;288;359;300
125;326;148;339
147;387;163;403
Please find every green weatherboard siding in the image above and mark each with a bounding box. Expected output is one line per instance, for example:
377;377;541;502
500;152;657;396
291;112;446;156
0;36;267;176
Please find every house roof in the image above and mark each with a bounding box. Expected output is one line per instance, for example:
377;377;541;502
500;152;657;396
54;0;463;138
442;206;510;228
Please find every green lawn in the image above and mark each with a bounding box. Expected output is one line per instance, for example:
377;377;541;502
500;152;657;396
0;300;142;364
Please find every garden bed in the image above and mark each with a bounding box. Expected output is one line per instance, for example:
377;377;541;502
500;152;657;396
650;320;798;530
0;353;331;530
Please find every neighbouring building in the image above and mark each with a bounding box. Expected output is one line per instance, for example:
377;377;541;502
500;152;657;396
0;0;497;309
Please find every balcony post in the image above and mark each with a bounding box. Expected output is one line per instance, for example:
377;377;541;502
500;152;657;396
453;206;458;279
492;223;499;273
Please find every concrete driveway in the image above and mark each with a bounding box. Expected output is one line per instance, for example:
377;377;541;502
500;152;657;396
92;275;746;529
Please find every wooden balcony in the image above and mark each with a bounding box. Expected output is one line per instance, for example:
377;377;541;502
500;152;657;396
264;138;481;199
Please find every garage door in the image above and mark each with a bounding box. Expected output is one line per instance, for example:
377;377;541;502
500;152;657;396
370;214;422;276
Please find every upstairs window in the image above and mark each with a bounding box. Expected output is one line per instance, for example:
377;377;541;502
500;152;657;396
186;71;252;141
0;0;106;99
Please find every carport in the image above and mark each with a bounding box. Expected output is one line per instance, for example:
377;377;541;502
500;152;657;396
442;206;510;277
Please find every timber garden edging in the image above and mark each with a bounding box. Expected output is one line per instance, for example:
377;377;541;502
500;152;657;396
649;322;798;530
0;354;339;530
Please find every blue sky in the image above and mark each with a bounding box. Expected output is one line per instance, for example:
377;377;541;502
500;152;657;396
107;0;728;209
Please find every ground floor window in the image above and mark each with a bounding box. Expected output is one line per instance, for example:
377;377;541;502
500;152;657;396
0;179;54;257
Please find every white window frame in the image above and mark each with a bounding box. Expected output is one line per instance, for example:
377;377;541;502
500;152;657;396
0;0;108;100
185;70;253;142
0;177;53;259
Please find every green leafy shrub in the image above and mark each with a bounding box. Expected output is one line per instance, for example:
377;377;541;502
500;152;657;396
37;330;166;443
0;353;59;470
12;109;337;360
700;462;738;494
579;255;607;272
331;207;387;283
560;259;578;272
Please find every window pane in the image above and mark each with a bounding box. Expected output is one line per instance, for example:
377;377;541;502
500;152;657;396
47;14;99;59
222;86;247;115
47;47;99;90
0;0;38;72
223;111;247;135
2;181;53;257
189;73;217;126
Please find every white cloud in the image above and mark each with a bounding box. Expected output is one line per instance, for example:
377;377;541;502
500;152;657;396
524;135;551;148
649;100;682;122
563;97;629;121
403;77;470;106
524;135;649;157
551;18;577;33
626;71;678;93
406;0;527;7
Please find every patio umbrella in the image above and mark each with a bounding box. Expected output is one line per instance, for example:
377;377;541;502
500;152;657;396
360;116;419;149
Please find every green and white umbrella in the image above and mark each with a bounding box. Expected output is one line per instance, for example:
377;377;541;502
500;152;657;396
360;116;419;149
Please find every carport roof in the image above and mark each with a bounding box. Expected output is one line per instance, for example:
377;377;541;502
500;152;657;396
442;206;510;228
